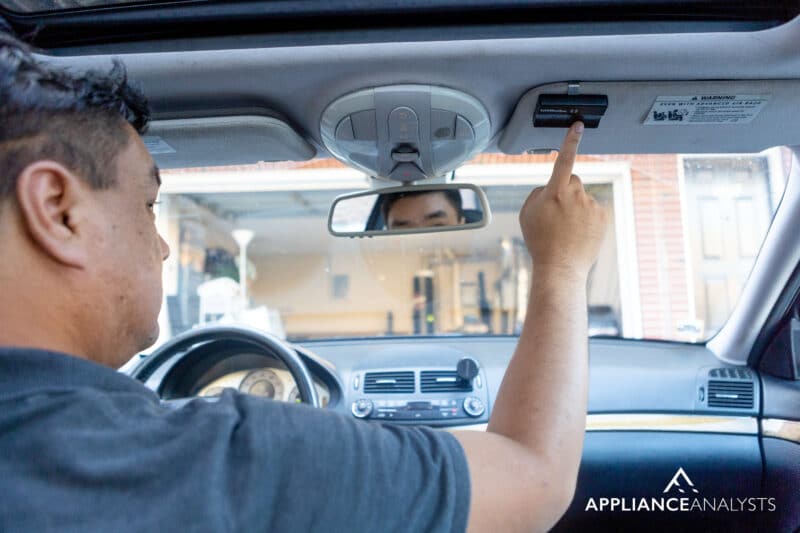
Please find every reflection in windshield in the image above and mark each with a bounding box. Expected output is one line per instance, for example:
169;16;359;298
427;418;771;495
154;149;790;347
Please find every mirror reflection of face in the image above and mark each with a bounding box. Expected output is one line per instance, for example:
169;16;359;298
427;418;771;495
386;191;466;230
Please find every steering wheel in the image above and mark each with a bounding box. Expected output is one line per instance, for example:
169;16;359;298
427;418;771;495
130;325;320;408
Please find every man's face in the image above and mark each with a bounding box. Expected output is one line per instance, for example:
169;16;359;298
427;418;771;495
386;192;465;230
87;125;169;362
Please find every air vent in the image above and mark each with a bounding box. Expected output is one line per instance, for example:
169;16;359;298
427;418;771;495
363;371;414;394
709;367;753;380
707;380;754;409
420;371;473;393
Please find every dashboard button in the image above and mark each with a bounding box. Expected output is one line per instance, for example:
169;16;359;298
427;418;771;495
388;162;425;182
457;358;480;381
463;396;485;418
351;399;374;419
335;116;355;141
388;106;419;143
351;110;378;141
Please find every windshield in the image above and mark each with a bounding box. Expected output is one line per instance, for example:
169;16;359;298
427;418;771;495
153;149;791;346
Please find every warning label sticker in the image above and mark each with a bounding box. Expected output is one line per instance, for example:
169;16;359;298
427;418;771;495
644;95;769;125
142;136;176;154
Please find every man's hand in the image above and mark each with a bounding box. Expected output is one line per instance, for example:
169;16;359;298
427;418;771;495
456;122;607;533
520;121;607;280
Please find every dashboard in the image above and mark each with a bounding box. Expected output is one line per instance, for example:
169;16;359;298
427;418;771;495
140;335;759;426
137;336;490;425
197;366;330;407
130;334;796;531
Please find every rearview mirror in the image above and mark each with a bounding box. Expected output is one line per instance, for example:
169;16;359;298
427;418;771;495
328;183;491;237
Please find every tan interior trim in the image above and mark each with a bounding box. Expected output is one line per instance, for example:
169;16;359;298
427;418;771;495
762;418;800;444
447;414;757;434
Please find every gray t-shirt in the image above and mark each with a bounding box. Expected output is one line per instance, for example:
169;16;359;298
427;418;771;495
0;348;470;532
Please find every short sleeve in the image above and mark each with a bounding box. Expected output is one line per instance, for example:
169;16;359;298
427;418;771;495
190;392;472;532
0;351;472;532
113;391;472;532
1;386;471;532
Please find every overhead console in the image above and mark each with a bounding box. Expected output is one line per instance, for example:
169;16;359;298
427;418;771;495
500;80;800;155
320;85;491;182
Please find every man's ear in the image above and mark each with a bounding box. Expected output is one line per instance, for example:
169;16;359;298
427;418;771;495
15;161;92;268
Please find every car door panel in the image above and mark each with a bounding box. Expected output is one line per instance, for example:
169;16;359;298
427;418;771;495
760;375;800;532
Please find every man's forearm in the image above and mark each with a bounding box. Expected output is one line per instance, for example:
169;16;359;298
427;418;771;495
487;266;589;480
457;124;605;532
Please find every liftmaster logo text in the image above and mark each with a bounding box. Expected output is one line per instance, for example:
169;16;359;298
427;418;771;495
585;467;776;513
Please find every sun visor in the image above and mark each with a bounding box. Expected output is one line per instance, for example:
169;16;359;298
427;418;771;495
142;116;316;168
499;81;800;155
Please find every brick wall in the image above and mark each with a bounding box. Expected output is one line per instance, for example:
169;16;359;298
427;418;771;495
598;154;690;339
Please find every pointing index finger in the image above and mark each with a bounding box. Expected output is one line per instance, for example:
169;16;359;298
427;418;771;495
547;121;584;193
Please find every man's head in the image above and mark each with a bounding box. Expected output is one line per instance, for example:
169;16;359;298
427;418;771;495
382;189;465;230
0;34;169;367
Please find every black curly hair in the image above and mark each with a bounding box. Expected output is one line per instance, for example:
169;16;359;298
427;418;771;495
0;32;150;199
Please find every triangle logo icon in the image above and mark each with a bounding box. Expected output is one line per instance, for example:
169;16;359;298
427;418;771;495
663;467;700;494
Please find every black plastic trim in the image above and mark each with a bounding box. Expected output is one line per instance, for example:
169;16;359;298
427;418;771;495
294;333;704;347
761;375;800;420
760;438;800;532
751;259;800;372
2;1;797;52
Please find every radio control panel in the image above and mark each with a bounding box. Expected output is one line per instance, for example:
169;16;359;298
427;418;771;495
350;358;489;425
351;397;486;421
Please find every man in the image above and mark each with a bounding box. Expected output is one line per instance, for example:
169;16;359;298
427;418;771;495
0;35;606;532
382;189;465;229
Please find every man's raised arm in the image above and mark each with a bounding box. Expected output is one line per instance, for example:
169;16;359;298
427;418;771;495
454;121;608;532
